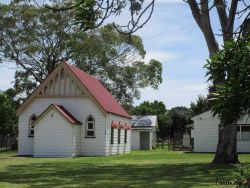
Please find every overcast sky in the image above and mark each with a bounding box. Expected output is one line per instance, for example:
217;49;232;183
0;0;234;108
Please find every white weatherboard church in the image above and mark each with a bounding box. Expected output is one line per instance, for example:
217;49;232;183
17;62;132;157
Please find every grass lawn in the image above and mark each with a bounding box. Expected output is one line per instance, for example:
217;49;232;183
0;150;250;188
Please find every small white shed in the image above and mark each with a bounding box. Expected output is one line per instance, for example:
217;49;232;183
131;116;158;150
191;110;250;153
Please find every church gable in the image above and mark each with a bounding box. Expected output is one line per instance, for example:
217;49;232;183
17;62;130;118
38;66;85;97
16;63;89;115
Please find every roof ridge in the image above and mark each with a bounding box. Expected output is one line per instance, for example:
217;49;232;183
65;62;131;119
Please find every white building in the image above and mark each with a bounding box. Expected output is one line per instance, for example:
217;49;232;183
131;116;157;150
17;62;132;157
191;111;250;153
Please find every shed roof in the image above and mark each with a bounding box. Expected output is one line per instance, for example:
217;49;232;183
131;115;158;128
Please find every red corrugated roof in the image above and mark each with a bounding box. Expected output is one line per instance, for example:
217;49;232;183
66;63;131;119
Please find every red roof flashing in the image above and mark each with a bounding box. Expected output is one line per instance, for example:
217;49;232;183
66;63;131;119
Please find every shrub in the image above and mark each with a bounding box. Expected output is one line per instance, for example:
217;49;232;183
233;163;250;188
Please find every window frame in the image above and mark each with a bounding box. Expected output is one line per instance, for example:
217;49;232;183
237;124;250;141
28;114;36;137
85;115;95;138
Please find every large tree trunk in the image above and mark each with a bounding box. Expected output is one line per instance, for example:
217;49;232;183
187;0;240;164
212;121;239;164
187;0;219;56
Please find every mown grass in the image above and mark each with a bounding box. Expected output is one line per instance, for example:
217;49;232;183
0;150;250;188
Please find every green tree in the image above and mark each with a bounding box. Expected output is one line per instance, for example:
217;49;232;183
205;36;250;164
167;107;192;139
187;0;250;164
72;25;162;104
132;101;166;116
3;88;20;108
0;2;75;99
0;91;17;136
0;1;162;105
48;0;155;34
190;95;210;117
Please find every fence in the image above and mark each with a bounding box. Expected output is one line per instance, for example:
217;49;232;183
156;138;193;151
0;135;17;151
156;140;168;149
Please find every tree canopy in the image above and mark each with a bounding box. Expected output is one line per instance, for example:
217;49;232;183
167;106;192;139
203;35;250;164
190;95;210;117
47;0;155;35
205;36;250;127
132;101;166;116
0;1;162;105
0;91;17;136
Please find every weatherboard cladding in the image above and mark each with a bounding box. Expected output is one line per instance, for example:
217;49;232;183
53;104;82;125
33;104;81;126
66;63;131;119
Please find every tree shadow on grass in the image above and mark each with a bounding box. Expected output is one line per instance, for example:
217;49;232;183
0;160;235;188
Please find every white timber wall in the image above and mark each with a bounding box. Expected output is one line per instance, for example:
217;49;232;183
131;130;140;150
192;111;250;153
131;129;153;150
192;111;219;152
107;114;131;155
74;125;81;156
125;128;131;153
18;97;106;156
18;115;34;155
34;109;75;157
80;109;107;156
43;69;82;97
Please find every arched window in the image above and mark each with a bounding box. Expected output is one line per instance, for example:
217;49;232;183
29;114;36;137
86;115;95;137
